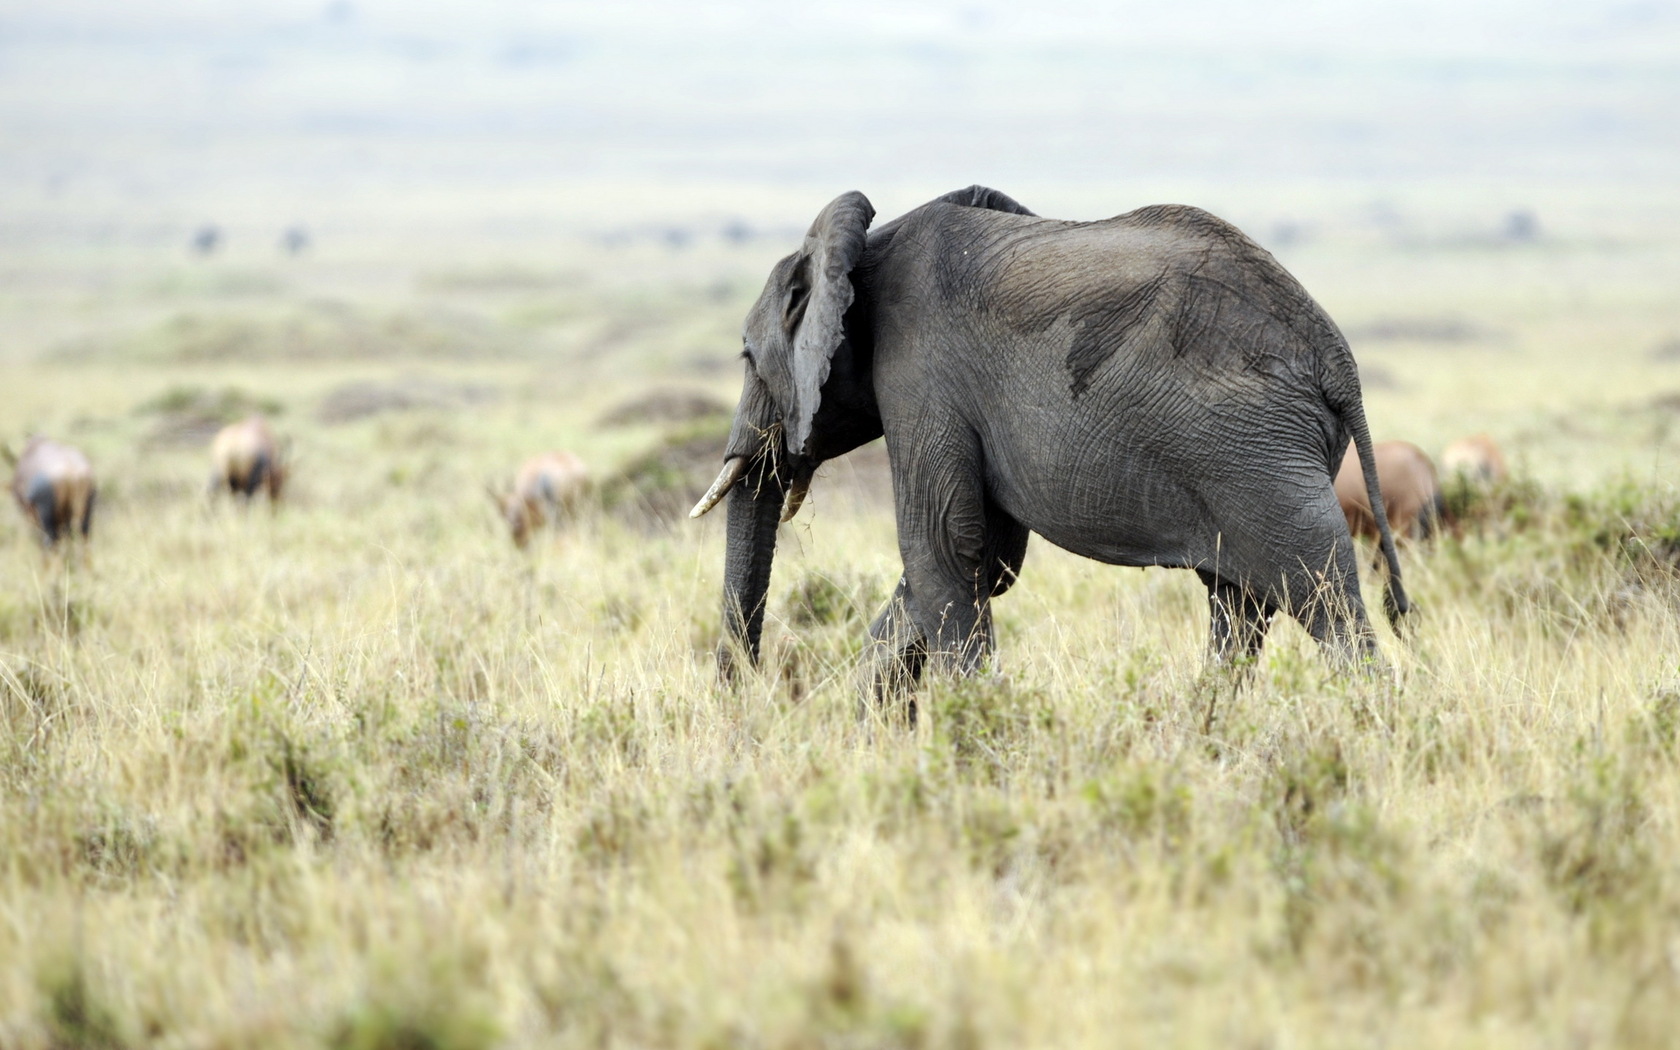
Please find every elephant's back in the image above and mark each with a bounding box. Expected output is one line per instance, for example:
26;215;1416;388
949;209;1343;447
924;204;1345;386
913;207;1351;567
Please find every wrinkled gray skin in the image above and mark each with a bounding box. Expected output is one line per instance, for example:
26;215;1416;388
705;186;1407;698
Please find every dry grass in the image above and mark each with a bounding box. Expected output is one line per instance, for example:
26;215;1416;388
3;384;1679;1049
3;197;1680;1048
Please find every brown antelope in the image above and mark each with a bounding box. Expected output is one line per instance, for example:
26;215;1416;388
209;416;289;505
1440;433;1508;486
490;451;588;548
5;436;96;550
1335;440;1443;543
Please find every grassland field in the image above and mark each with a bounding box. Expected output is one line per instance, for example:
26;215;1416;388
3;183;1680;1048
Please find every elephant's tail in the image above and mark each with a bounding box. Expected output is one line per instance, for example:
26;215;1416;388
1341;402;1410;632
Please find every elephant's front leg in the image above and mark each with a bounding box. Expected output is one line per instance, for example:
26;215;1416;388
866;575;928;711
867;495;1028;711
890;421;997;675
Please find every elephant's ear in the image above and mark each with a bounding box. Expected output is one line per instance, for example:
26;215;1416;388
784;191;874;456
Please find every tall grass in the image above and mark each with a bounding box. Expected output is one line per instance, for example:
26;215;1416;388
3;210;1679;1044
2;401;1677;1046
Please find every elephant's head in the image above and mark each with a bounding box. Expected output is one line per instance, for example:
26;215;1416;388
690;190;879;676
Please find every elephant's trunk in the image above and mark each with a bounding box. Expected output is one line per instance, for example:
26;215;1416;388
718;454;786;681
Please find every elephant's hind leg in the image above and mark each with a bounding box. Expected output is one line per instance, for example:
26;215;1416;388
1199;570;1273;670
1286;538;1383;673
970;498;1030;654
1194;571;1274;736
982;501;1030;598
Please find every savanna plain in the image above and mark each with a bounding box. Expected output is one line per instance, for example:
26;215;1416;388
3;184;1680;1049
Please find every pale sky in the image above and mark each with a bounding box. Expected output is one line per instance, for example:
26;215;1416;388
2;1;1675;227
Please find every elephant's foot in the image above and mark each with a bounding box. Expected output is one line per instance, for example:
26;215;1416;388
863;579;929;725
1200;572;1273;668
862;630;927;724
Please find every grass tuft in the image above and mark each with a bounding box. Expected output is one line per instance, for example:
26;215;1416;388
41;960;129;1050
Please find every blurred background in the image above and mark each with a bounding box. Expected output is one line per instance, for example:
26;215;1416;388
6;1;1676;229
2;0;1678;483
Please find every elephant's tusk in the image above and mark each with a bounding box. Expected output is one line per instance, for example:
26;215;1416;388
689;456;749;518
780;473;812;522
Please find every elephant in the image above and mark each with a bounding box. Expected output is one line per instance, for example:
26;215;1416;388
690;185;1408;696
1334;440;1443;543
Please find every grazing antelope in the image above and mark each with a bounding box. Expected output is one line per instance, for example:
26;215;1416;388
1335;440;1444;543
1440;433;1509;486
5;436;96;550
490;451;588;548
209;416;289;505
